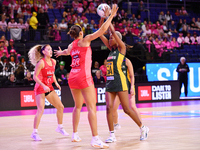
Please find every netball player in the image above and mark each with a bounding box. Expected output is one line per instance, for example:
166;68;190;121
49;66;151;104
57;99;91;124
29;44;69;141
112;58;142;131
99;17;149;142
54;4;118;148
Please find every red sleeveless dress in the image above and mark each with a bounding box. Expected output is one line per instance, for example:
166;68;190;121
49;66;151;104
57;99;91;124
34;58;55;95
68;39;94;89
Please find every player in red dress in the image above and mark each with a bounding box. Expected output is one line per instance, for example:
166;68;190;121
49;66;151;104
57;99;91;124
28;44;69;141
54;4;118;148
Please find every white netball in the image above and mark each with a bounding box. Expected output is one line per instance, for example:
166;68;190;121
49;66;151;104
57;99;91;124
97;3;111;18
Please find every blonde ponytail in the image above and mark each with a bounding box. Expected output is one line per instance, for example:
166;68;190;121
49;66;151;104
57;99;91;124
28;45;43;66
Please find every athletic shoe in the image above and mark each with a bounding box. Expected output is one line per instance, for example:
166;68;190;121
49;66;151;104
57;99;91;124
114;123;121;130
105;136;117;143
140;126;149;141
56;127;69;136
71;132;82;142
91;138;109;148
31;132;42;141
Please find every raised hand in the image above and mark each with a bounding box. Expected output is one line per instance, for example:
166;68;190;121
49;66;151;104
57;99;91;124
103;6;111;18
54;47;63;58
110;4;119;17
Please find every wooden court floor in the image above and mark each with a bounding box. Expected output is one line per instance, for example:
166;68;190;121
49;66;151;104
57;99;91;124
0;103;200;150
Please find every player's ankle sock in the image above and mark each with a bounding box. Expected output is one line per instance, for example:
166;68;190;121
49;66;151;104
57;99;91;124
92;135;99;140
110;131;115;137
58;124;63;128
33;129;38;133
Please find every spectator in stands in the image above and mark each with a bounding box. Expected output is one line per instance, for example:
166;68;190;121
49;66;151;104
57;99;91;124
162;21;168;33
81;12;87;21
122;12;129;21
59;19;68;31
195;18;200;29
83;19;89;29
1;35;8;47
180;6;188;16
53;24;61;41
146;36;153;53
175;9;180;16
18;56;27;70
169;20;177;33
165;10;172;25
118;23;125;34
191;32;199;45
83;0;89;13
129;14;137;24
100;59;107;81
8;55;16;74
31;1;39;13
184;33;192;45
47;25;55;41
7;17;18;29
171;37;179;49
177;33;185;45
72;0;79;10
137;0;145;16
132;24;140;37
154;38;164;57
113;12;122;23
176;19;183;32
23;0;32;15
56;0;64;9
24;70;34;85
157;24;164;37
85;24;92;35
88;2;96;14
151;24;158;36
18;18;26;30
92;24;98;33
0;39;8;57
190;17;199;29
53;18;59;27
5;74;16;86
141;20;147;31
77;3;84;13
167;32;173;42
8;0;17;18
89;20;95;29
144;25;151;35
137;15;142;25
91;61;99;77
0;15;7;32
182;24;188;37
158;11;166;24
7;39;16;53
39;0;48;12
29;12;38;41
162;37;171;50
93;70;105;84
55;61;68;83
15;64;25;81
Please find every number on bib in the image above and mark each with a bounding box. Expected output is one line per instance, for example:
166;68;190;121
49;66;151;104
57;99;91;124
107;62;114;76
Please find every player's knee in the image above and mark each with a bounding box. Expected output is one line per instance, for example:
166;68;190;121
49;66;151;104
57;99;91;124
123;107;131;115
37;108;44;115
106;105;113;114
58;104;64;111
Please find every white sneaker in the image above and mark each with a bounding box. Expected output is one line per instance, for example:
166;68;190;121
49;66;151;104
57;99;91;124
56;127;69;136
91;138;109;149
114;123;121;130
31;132;42;141
140;126;149;141
71;132;82;142
105;136;117;143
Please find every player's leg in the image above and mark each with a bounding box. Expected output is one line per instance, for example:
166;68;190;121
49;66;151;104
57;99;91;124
113;95;121;130
31;93;45;141
70;88;84;142
46;91;69;136
105;91;117;143
118;91;149;141
129;94;142;121
81;84;109;148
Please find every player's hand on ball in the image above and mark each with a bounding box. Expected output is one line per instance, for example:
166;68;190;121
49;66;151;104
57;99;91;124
43;85;50;92
54;47;62;58
111;4;118;16
103;6;110;18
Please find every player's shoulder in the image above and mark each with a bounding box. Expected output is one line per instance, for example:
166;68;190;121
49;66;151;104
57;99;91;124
51;58;56;64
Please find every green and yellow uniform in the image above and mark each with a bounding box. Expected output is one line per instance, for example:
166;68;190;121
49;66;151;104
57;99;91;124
106;48;129;92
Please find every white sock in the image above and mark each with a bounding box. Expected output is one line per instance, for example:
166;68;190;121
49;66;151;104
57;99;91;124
140;125;145;130
33;129;38;133
58;124;63;128
73;132;78;136
110;131;115;137
93;135;99;140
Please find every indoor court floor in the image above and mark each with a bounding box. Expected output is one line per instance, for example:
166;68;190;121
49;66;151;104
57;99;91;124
0;100;200;150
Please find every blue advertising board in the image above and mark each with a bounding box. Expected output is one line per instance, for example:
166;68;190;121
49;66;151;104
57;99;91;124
146;63;200;97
